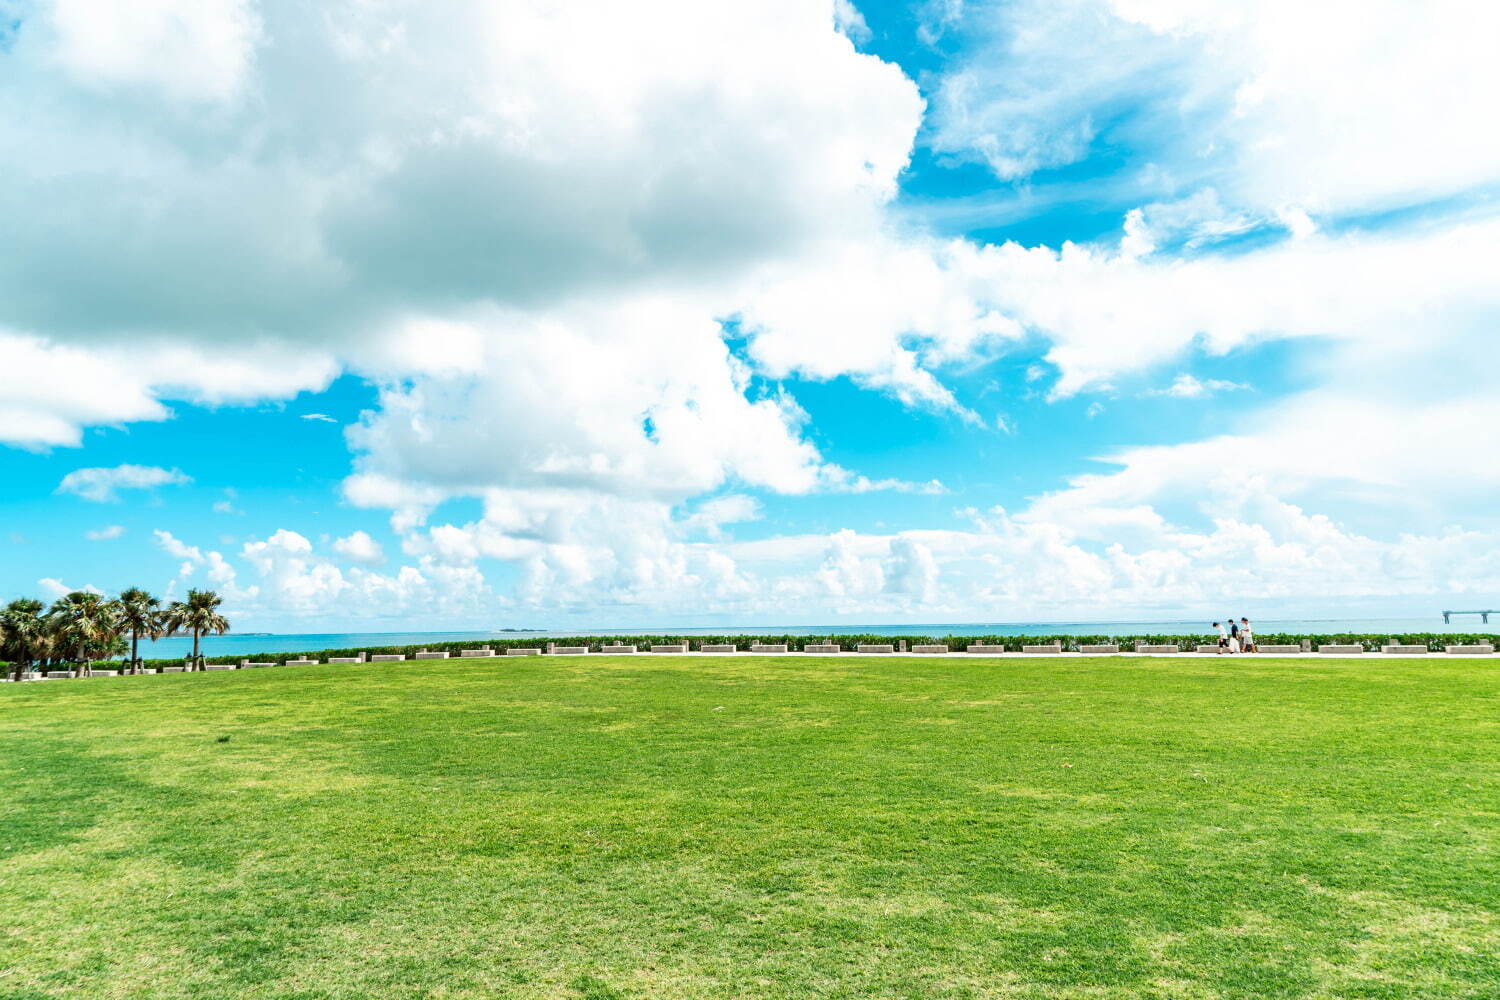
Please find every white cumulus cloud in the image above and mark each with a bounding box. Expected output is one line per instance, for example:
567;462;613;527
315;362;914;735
332;530;385;566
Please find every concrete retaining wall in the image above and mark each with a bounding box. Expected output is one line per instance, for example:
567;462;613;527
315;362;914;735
1080;644;1119;654
601;645;637;654
1257;645;1301;654
966;645;1006;654
414;651;449;659
1136;644;1179;654
651;645;686;653
369;654;405;662
461;649;496;657
1318;644;1363;654
803;644;840;653
1380;645;1427;654
1446;644;1495;654
699;644;736;652
912;644;949;653
505;648;542;656
856;644;894;653
751;644;788;653
1022;643;1061;654
551;646;588;654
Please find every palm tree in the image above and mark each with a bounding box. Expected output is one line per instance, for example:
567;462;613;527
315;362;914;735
101;634;130;672
165;589;230;671
117;587;164;675
47;591;123;678
1;598;51;682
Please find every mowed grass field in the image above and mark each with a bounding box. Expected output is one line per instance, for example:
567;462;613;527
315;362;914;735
2;656;1498;1000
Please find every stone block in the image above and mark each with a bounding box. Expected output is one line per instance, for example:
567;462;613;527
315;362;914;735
45;671;74;678
327;657;362;664
162;666;187;672
286;658;318;665
1079;644;1120;654
1195;645;1224;654
601;644;637;654
1317;644;1364;654
1022;643;1061;654
1256;645;1301;654
966;644;1007;654
461;649;496;657
369;654;406;662
803;644;841;653
206;664;236;671
1445;644;1495;654
699;644;737;652
413;651;450;659
551;646;589;654
1136;644;1179;654
505;648;541;656
750;643;789;653
856;643;895;653
651;644;686;653
1380;645;1428;654
912;644;949;653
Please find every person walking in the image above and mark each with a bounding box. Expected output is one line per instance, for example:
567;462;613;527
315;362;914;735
1240;617;1255;653
1214;621;1228;651
1228;619;1241;653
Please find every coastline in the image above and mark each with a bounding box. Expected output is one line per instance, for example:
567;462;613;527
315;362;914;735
140;617;1496;659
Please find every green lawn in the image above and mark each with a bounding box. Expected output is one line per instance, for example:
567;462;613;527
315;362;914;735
2;655;1497;999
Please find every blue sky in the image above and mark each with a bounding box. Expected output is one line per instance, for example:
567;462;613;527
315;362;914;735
2;0;1497;631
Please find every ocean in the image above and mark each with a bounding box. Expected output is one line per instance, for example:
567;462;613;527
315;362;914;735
138;617;1496;659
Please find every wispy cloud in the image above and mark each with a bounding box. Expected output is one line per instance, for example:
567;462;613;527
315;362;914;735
56;464;191;503
1142;374;1250;400
212;487;244;515
301;413;338;423
85;525;125;541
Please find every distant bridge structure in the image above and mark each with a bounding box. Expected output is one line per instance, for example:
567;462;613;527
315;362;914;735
1443;609;1495;624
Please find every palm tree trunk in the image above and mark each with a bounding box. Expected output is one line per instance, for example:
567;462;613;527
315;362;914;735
75;643;86;678
193;629;202;671
131;630;140;674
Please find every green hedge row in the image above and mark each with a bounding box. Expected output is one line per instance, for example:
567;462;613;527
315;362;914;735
12;630;1493;672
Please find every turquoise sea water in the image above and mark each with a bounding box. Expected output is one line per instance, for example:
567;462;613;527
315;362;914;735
140;617;1496;659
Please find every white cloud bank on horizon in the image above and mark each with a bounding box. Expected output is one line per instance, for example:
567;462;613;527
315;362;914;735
2;0;1497;622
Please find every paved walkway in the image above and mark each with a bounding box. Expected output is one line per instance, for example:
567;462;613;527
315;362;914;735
544;650;1496;659
8;648;1494;681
